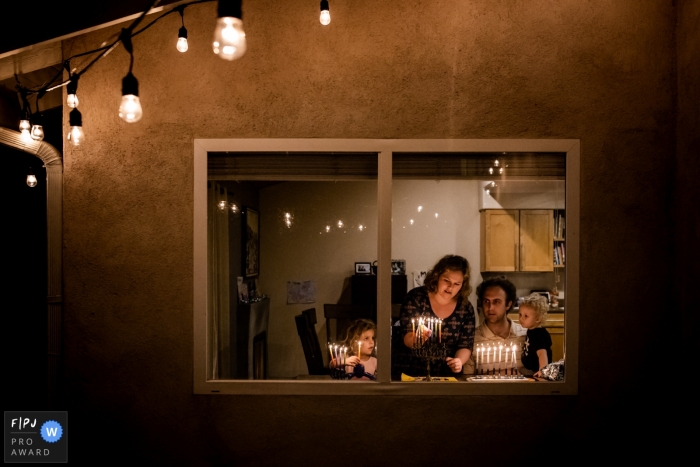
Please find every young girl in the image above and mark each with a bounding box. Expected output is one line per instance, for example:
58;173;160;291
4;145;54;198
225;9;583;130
518;293;552;377
342;319;377;379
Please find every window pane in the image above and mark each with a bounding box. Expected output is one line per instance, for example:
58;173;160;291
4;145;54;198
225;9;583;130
207;153;379;381
390;152;566;381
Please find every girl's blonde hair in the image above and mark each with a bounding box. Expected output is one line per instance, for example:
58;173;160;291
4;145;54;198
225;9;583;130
343;319;376;356
519;293;549;323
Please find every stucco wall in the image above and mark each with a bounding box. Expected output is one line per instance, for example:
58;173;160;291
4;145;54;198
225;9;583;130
60;1;688;464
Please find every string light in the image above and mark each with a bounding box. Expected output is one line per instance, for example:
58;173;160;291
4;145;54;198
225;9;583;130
176;7;189;53
119;72;143;123
67;108;85;146
320;0;331;25
26;167;37;187
213;0;247;61
19;108;31;132
66;75;79;108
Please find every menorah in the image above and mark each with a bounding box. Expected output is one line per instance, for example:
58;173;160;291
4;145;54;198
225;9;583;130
411;342;448;381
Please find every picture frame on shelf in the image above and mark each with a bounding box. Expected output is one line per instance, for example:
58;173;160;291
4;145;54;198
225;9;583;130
391;259;406;275
355;262;372;275
243;207;260;277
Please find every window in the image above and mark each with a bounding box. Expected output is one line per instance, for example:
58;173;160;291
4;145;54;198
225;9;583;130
194;139;579;395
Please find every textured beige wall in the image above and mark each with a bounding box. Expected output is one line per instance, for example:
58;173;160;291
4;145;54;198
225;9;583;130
60;1;688;463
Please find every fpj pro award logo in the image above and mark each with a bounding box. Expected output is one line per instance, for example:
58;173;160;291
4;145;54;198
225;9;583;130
4;411;68;463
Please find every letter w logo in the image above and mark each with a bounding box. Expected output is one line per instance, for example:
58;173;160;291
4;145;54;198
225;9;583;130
46;427;58;437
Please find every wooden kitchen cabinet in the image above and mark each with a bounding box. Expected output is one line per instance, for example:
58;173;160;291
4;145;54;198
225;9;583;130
481;209;554;272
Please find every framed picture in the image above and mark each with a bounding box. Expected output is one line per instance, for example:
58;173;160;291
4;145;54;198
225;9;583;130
391;259;406;275
243;207;259;277
355;262;371;275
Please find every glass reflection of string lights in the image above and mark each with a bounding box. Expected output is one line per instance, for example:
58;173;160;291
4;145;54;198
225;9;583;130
484;181;497;197
217;200;228;211
230;203;240;214
283;212;293;228
358;224;364;231
488;154;508;176
417;205;423;212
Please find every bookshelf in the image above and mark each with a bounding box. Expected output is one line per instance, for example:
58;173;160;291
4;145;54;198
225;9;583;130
554;210;565;268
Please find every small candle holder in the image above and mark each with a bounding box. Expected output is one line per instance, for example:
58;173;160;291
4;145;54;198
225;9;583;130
411;342;448;381
329;362;376;380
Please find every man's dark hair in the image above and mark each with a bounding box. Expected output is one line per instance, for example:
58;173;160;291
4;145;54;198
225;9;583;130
476;276;517;311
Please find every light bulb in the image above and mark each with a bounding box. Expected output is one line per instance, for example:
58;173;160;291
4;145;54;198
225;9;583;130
119;72;143;123
67;126;85;146
20;129;32;143
337;220;343;228
212;17;246;60
230;203;239;214
320;0;331;25
27;169;37;187
66;76;80;108
177;37;189;53
494;159;499;167
67;94;79;108
177;26;189;53
30;125;44;141
489;167;493;175
119;95;143;123
218;200;227;210
67;108;85;146
19;119;31;131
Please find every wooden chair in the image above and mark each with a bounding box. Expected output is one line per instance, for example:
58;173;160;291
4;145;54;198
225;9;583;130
323;304;375;343
294;308;327;375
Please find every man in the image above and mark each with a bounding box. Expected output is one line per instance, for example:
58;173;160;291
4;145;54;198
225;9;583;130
463;276;528;375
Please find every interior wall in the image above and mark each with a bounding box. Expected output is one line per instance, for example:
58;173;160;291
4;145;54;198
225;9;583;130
259;180;378;378
58;1;688;463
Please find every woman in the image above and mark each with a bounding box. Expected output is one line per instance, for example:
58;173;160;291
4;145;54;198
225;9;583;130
395;255;475;376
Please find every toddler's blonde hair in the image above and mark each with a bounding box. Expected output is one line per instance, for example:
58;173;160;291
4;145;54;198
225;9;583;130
519;293;549;323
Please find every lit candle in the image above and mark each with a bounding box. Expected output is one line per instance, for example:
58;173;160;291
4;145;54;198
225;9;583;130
497;344;502;374
486;344;491;372
328;343;334;366
438;319;442;342
512;344;517;374
505;342;510;375
358;340;362;360
475;344;479;374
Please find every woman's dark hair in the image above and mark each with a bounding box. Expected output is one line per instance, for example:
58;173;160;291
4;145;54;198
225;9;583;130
476;276;517;311
424;255;472;302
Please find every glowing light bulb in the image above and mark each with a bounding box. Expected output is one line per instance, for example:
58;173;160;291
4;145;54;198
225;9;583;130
325;225;331;233
499;167;503;174
410;219;414;225
66;76;79;108
489;167;493;175
20;129;32;143
177;27;189;52
119;95;143;123
284;212;293;228
119;72;143;123
212;17;246;61
30;125;44;141
337;220;343;228
230;203;240;214
358;224;364;231
320;0;331;25
218;200;227;210
67;94;79;108
417;206;423;212
435;213;439;218
67;109;84;146
19;119;30;132
494;159;499;167
27;168;37;187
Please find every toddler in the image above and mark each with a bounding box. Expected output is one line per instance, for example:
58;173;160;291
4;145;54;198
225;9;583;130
341;319;377;379
518;293;552;377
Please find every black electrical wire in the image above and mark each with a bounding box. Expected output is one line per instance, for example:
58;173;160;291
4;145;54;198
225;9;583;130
15;0;215;100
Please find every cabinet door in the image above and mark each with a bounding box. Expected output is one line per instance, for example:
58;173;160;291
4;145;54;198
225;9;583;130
519;210;554;271
481;210;519;271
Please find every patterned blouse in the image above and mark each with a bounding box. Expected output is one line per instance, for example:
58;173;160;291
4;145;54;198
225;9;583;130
393;286;475;377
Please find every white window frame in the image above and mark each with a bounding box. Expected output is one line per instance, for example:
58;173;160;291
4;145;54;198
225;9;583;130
194;138;580;395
